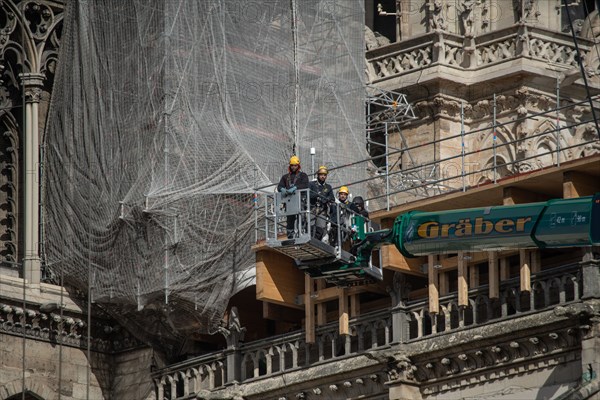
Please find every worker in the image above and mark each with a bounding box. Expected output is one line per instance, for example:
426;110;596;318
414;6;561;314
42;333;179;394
348;196;369;252
350;196;369;219
329;186;351;247
277;155;309;239
309;165;334;240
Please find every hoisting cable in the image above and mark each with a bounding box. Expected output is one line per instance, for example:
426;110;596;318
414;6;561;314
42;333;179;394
562;0;600;138
290;0;300;154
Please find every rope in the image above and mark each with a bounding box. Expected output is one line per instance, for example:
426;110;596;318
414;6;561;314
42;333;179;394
291;0;299;153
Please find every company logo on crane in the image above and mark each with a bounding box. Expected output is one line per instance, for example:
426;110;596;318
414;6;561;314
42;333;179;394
416;217;533;239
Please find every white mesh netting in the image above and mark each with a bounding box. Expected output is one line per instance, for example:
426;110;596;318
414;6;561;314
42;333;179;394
43;0;366;345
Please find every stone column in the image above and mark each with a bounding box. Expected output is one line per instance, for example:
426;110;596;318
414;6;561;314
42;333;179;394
219;307;245;384
580;249;600;386
581;249;600;300
20;73;44;284
391;303;410;344
389;272;410;344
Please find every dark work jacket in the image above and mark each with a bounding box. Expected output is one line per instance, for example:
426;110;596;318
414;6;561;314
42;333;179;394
330;199;351;224
349;203;369;219
309;180;334;208
277;170;309;191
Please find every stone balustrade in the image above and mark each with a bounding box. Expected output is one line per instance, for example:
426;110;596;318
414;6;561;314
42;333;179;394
153;262;585;399
401;263;581;342
366;25;593;83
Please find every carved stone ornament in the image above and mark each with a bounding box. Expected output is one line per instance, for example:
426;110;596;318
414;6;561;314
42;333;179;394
0;1;63;86
24;85;42;102
413;327;579;395
460;0;477;37
0;301;139;353
387;355;418;382
218;306;246;347
428;0;447;31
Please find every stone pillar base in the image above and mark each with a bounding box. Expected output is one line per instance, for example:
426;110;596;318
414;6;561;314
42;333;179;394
23;258;41;283
389;381;422;400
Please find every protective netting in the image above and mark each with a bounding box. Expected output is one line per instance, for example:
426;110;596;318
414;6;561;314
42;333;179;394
43;0;366;345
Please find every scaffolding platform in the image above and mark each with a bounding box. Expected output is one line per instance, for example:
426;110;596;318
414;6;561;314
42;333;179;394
266;235;382;286
266;235;354;264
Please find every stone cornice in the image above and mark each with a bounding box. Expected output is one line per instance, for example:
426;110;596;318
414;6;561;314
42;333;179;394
384;300;600;395
0;292;145;354
413;88;590;123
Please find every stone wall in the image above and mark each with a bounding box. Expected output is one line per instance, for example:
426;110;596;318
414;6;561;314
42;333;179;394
0;334;111;399
112;348;162;400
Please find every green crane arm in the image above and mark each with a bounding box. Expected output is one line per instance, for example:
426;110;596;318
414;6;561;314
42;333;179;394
349;192;600;269
275;193;600;286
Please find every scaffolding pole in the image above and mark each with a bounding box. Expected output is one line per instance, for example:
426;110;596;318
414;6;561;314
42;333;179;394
461;101;466;192
493;93;497;184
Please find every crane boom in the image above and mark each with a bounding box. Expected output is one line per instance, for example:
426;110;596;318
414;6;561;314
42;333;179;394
265;192;600;286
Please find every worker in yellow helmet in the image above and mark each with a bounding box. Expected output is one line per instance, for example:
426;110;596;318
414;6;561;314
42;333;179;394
277;155;309;239
309;165;334;241
329;185;352;247
337;186;350;203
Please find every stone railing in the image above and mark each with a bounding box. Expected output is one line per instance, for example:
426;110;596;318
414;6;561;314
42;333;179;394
240;308;392;383
153;351;227;400
399;263;582;342
475;26;519;67
366;25;593;83
367;31;465;81
153;308;392;398
153;262;585;399
367;34;436;80
526;26;583;68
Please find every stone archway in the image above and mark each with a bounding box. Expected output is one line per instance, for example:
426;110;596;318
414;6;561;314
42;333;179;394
6;393;45;400
0;377;57;400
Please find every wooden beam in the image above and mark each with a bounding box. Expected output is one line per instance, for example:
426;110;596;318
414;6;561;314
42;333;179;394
439;271;449;296
408;287;428;300
339;288;349;336
428;255;439;314
500;256;510;280
296;284;385;305
380;245;426;275
531;250;541;274
316;280;326;326
488;251;499;299
304;275;315;343
503;186;543;205
256;249;304;308
350;294;360;318
563;171;598;198
469;263;479;288
262;302;304;322
520;249;531;292
458;251;468;307
438;250;518;271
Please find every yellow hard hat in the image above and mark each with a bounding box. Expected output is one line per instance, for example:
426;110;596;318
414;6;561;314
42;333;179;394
289;155;300;165
317;165;328;175
338;186;349;195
